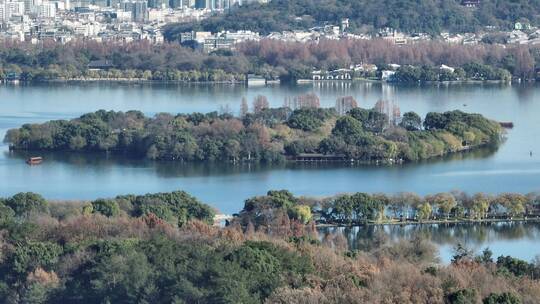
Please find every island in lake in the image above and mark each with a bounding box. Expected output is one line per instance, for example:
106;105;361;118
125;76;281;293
4;95;503;164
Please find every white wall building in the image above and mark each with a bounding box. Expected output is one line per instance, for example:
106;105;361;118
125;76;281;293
7;1;25;16
34;2;55;18
0;3;6;22
147;8;162;22
381;70;396;81
223;30;259;42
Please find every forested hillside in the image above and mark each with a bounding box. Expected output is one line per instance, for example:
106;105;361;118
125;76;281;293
1;190;540;303
164;0;540;38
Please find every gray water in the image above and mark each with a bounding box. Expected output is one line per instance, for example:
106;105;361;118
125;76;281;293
1;81;540;261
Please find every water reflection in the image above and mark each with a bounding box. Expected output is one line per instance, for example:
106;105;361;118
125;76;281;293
320;221;540;262
1;81;522;114
513;83;539;102
4;145;499;179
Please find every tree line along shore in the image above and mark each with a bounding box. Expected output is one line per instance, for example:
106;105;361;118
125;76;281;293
1;189;540;303
235;190;540;228
4;94;503;164
4;189;538;229
0;39;539;84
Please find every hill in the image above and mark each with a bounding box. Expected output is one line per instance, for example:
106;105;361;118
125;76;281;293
164;0;540;40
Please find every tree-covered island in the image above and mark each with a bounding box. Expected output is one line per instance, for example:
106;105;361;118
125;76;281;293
4;95;503;164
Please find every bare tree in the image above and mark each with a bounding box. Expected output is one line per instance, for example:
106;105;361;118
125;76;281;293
512;46;535;79
252;95;269;114
391;103;401;126
219;104;232;115
297;93;321;109
240;97;249;117
375;99;401;126
335;96;358;115
284;93;320;110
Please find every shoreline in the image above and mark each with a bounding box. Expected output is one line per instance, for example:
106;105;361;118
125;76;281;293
7;141;493;166
2;78;247;85
2;77;531;86
299;78;517;85
315;217;540;228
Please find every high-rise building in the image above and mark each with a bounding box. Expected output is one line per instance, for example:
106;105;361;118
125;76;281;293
0;3;6;22
194;0;231;10
7;1;25;16
35;1;55;18
71;0;89;8
122;1;132;11
148;0;166;9
168;0;181;8
194;0;206;9
91;0;107;7
132;0;147;22
196;0;220;9
23;0;33;12
109;0;121;8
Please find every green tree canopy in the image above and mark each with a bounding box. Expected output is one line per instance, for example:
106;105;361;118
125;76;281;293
91;199;121;217
6;192;48;217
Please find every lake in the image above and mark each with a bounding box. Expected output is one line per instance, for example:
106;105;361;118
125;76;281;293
1;81;540;261
319;221;540;263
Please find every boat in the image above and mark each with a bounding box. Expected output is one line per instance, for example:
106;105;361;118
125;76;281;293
499;122;514;129
26;157;43;165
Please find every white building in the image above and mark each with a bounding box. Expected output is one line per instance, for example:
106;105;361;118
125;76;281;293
115;10;132;22
0;3;6;22
0;30;24;41
51;0;66;10
23;0;33;13
147;8;162;22
381;70;396;81
34;1;55;18
223;30;259;43
7;1;25;16
440;64;455;73
60;0;69;9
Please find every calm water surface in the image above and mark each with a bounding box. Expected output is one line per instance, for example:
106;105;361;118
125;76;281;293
1;82;540;261
319;221;540;263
